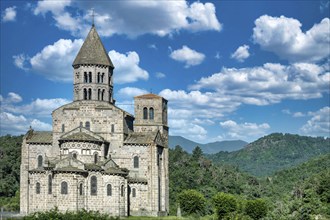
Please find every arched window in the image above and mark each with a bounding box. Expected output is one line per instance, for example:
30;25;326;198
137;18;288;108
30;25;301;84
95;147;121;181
91;176;97;195
111;124;114;133
83;88;87;100
101;73;105;83
97;72;100;83
61;124;65;133
143;107;148;119
37;155;43;168
48;175;52;194
36;182;40;194
88;72;92;83
61;181;68;194
88;88;92;100
149;107;154;120
121;185;124;197
84;72;88;83
79;183;83;196
132;188;136;197
94;153;98;164
72;152;77;159
101;89;105;101
85;121;90;130
133;156;139;168
107;184;112;196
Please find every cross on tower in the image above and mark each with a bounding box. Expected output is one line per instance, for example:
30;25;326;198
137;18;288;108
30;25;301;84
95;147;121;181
91;8;95;26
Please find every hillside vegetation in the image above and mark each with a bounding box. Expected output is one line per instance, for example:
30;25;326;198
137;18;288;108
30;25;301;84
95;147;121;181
207;133;330;176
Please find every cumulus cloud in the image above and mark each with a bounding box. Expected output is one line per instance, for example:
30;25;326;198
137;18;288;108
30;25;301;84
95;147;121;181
253;15;330;63
117;87;148;99
155;72;166;79
1;92;23;103
169;118;207;141
0;112;52;136
301;107;330;136
219;120;270;140
2;6;17;22
109;50;149;84
33;0;221;38
170;45;205;68
231;45;250;62
190;62;329;105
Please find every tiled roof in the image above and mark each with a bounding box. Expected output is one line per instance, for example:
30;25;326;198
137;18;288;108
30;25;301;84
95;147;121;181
104;167;128;175
124;132;158;144
128;177;148;184
134;93;162;99
55;166;87;173
26;131;52;144
72;25;114;67
85;163;103;171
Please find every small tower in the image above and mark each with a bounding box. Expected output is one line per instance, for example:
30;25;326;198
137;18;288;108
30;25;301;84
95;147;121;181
72;25;115;103
134;94;169;145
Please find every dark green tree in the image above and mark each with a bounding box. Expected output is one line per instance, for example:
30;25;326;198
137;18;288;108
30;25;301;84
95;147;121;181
192;146;203;160
177;189;206;216
212;192;237;220
245;199;268;220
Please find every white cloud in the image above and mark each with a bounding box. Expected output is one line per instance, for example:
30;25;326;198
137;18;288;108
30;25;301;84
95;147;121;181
190;62;329;105
33;1;221;38
109;50;149;84
169;118;207;141
0;93;70;118
253;15;330;63
219;120;270;140
2;6;17;22
117;87;148;99
231;45;250;62
169;45;205;68
0;112;52;136
155;72;166;79
13;54;30;71
301;107;330;136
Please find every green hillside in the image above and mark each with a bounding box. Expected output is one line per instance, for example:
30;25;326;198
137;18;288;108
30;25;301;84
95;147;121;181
207;133;330;176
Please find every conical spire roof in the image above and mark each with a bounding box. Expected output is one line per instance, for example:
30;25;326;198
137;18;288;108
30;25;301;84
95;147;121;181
73;25;114;67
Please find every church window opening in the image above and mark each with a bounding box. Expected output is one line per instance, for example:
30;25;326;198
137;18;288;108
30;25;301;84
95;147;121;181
121;185;124;197
94;153;98;164
36;182;40;194
133;156;139;168
72;152;77;159
107;184;112;196
101;73;105;83
149;107;154;120
37;155;43;168
101;89;105;101
132;188;136;197
91;176;97;195
85;121;90;130
48;175;52;194
61;124;65;133
84;72;88;83
98;89;101;100
79;183;83;196
61;181;68;194
88;88;92;100
143;107;148;119
83;89;87;100
111;124;114;133
88;72;92;83
97;72;100;83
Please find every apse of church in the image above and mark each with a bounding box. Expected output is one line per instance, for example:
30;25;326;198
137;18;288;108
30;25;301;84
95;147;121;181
20;25;169;217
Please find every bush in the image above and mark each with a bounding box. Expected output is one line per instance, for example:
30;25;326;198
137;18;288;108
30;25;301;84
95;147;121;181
212;192;237;220
245;199;268;220
177;189;206;216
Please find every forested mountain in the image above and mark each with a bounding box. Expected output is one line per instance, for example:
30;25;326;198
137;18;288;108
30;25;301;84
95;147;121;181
207;133;330;176
169;135;247;154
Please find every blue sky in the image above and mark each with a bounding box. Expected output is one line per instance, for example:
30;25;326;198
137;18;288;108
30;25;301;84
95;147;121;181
1;0;329;143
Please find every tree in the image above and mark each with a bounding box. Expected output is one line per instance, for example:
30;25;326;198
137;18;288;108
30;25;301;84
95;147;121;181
192;146;203;160
245;199;268;220
212;192;237;220
177;189;206;216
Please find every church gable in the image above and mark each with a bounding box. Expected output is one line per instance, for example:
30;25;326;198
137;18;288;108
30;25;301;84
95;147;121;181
60;126;105;143
55;156;85;171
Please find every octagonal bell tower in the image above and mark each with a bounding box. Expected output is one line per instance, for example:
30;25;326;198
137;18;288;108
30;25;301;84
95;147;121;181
72;25;115;104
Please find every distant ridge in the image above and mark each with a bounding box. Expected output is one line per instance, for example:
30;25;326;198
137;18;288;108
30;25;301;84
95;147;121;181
169;135;248;154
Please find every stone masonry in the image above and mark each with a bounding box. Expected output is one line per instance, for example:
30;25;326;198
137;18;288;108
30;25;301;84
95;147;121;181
20;24;169;217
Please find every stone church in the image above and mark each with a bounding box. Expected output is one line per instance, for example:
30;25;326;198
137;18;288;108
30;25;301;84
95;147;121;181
20;24;169;217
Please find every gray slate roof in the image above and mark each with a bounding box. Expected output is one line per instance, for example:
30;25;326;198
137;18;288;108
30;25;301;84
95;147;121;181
124;132;158;144
26;131;52;144
72;25;114;67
